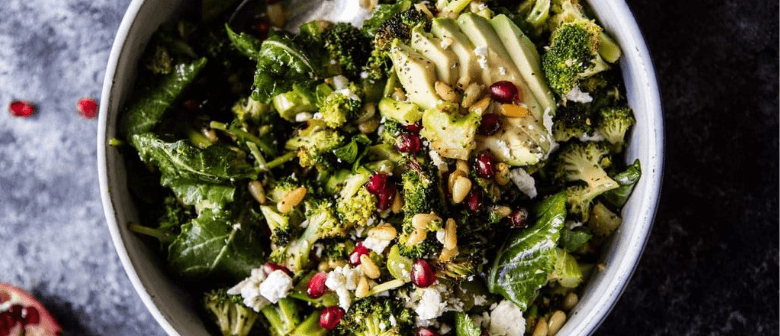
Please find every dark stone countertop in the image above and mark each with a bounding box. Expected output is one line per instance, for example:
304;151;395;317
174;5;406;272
0;0;776;335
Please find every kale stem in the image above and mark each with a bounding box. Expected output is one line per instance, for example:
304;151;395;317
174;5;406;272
209;121;276;155
128;223;176;244
264;151;297;170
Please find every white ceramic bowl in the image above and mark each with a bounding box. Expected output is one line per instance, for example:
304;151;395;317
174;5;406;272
98;1;663;335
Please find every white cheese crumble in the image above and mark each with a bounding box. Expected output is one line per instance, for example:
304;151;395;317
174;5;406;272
227;268;271;312
325;265;364;310
435;229;446;244
488;301;526;336
498;66;506;75
362;236;392;253
429;150;446;170
295;112;312;122
578;130;606;142
564;86;593;103
332;75;349;90
508;168;537;199
415;287;446;320
337;88;361;101
474;45;488;69
259;270;293;304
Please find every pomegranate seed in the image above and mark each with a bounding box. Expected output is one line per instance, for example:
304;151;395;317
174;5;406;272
319;306;345;330
366;174;389;195
465;189;483;212
8;101;34;118
478;113;502;136
0;312;13;328
489;81;521;104
307;272;329;299
509;209;529;228
396;133;421;154
349;243;370;266
416;327;441;336
7;305;22;321
474;152;496;179
263;263;292;276
254;21;271;34
405;121;423;133
21;307;39;326
376;184;396;211
411;259;436;288
77;97;98;119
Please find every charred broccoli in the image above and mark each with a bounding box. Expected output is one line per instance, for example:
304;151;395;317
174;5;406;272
364;8;431;81
597;106;635;152
204;289;260;336
335;297;415;336
323;22;373;79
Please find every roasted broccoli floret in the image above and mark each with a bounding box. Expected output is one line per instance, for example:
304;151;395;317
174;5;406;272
335;297;415;336
285;127;345;171
260;205;297;246
552;142;618;194
552;102;597;142
320;91;363;128
588;201;621;237
597;106;635;152
232;97;272;126
435;235;487;281
204;289;260;336
335;168;377;229
564;184;600;221
542;20;610;97
269;198;343;273
320;239;355;263
364;8;431;81
379;119;404;146
547;0;621;62
305;198;348;238
401;162;440;215
259;298;326;336
323;22;373;79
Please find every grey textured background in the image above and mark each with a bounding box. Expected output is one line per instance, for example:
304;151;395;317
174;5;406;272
0;0;777;335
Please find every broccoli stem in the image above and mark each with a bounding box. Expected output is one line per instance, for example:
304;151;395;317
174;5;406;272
246;142;267;169
290;312;328;336
210;121;276;155
108;138;126;147
261;298;301;336
186;127;214;149
264;151;297;170
128;223;176;244
598;32;621;63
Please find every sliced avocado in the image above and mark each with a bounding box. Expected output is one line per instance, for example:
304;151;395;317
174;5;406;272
430;18;482;88
389;40;440;110
378;97;422;125
420;108;480;160
475;113;551;166
456;13;545;120
491;14;556;116
410;27;459;86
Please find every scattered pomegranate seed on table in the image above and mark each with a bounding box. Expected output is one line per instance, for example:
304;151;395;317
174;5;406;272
77;97;98;119
349;243;370;266
319;306;345;330
411;259;436;288
8;101;35;118
489;81;521;104
306;272;329;299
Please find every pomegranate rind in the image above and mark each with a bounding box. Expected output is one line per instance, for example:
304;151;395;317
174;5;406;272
0;283;63;336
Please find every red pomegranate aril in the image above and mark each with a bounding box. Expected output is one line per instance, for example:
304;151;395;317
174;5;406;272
307;272;329;299
77;97;98;119
263;262;291;276
366;173;389;195
465;189;483;212
396;133;421;154
509;208;529;228
21;307;39;326
416;327;441;336
319;306;345;330
8;101;34;118
475;152;496;179
411;259;436;288
489;81;520;104
478;113;502;136
405;121;423;133
7;305;22;321
0;312;13;328
349;243;370;266
376;184;396;211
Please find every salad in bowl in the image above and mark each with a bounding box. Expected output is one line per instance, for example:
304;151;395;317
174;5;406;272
115;0;642;335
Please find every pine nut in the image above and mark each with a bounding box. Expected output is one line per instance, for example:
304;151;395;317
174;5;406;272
532;317;548;336
368;224;398;240
494;206;512;218
391;190;403;213
406;229;427;246
548;311;567;336
318;261;330;272
435;81;460;102
455;160;469;174
562;293;579;311
461;83;483;108
330;260;347;269
469;96;491;115
444;218;457;250
451;176;472;204
357;103;376;122
355;276;370;298
448;170;466;192
392;88;406;101
266;3;286;28
439;246;458;262
202;127;218;142
495;163;510;185
412;213;441;230
360;255;381;279
500;103;529;117
277;186;307;213
248;180;267;204
359;117;380;134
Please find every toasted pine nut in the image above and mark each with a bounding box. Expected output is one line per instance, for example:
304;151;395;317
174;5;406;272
359;117;380;134
266;3;285;28
444;218;457;250
448;170;466;192
360;255;381;279
532;317;548;336
318;261;330;272
500;103;529;117
412;213;441;230
355;276;370;298
461;83;483;108
392;88;406;101
439;246;458;262
277;186;307;213
495;169;510;186
435;81;460;102
202;128;218;142
391;190;403;213
494;206;512;218
406;229;427;246
562;292;579;311
469;96;491;115
457;75;472;89
548;311;567;336
357;103;376;122
248;180;267;204
330;260;347;269
451;176;472;204
368;224;398;240
455;160;469;174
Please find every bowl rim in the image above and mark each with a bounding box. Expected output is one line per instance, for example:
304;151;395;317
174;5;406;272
97;1;664;335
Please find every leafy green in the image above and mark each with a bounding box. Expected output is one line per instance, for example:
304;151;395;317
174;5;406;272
360;1;413;36
225;24;264;59
121;58;207;137
251;32;320;103
488;192;567;311
550;248;583;288
602;159;641;208
454;313;481;336
168;208;265;281
559;228;592;252
168;181;236;212
332;135;371;164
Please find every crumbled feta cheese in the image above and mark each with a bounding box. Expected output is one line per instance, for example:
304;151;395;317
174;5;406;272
498;66;506;75
325;265;364;310
508;168;537;199
389;315;397;327
488;301;526;336
360;71;369;79
578;130;606;142
227;268;270;312
295;112;312;122
564;86;593;103
332;75;349;90
363;236;392;253
415;287;446;320
473;295;488;306
435;229;446;244
259;270;293;304
429;150;446;169
474;45;488;69
313;112;323;120
337;88;361;101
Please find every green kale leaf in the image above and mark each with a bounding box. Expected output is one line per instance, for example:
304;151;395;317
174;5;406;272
225;24;264;60
251;32;320;103
454;313;482;336
602;159;641;208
